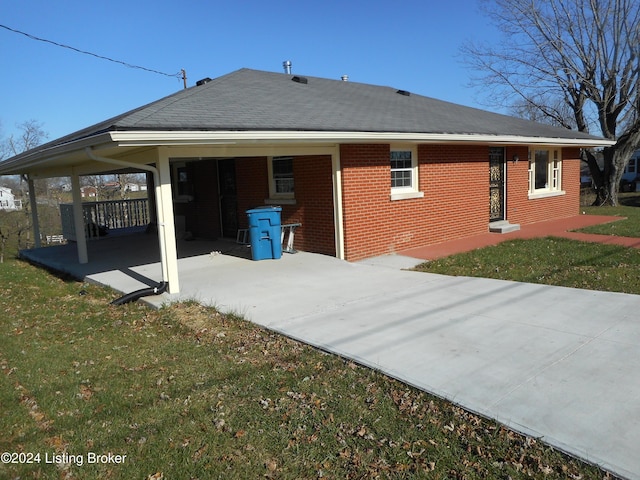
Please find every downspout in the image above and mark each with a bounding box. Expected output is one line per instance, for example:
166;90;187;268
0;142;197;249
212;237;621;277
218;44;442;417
84;147;170;288
331;147;345;260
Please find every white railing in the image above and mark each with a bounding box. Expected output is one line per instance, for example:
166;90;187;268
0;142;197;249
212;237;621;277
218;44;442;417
60;199;150;240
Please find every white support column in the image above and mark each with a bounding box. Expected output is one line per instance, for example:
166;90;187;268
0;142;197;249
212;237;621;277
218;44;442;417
331;147;345;260
26;176;41;248
156;148;180;293
71;169;88;264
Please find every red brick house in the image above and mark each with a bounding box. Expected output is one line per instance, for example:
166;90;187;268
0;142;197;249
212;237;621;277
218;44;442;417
0;68;613;293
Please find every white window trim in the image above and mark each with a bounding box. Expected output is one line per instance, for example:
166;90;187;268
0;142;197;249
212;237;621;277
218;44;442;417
390;145;423;200
528;147;565;199
267;156;296;203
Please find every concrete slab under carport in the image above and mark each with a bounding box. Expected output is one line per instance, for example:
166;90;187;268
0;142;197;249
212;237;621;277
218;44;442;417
19;237;640;479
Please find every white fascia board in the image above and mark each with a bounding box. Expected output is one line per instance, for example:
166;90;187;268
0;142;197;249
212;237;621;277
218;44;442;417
110;130;615;148
0;132;115;175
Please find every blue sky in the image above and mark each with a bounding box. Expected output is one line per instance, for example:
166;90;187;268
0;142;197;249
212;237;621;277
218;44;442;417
1;0;501;141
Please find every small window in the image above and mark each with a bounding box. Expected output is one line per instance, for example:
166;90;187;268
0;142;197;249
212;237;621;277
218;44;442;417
390;146;423;200
391;150;414;188
528;148;562;196
269;156;294;199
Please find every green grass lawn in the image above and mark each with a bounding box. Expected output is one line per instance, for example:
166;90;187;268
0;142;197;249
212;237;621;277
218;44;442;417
414;236;640;295
0;260;617;479
415;194;640;295
579;192;640;237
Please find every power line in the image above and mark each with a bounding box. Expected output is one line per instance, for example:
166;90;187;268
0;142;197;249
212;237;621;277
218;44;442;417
0;23;183;79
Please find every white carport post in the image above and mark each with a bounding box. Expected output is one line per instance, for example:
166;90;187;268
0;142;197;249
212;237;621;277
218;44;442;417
331;147;345;260
26;176;41;248
84;147;180;294
70;168;89;264
156;148;180;293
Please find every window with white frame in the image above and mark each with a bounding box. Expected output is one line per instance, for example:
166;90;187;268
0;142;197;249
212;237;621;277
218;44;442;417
528;148;562;196
390;146;422;200
268;156;295;199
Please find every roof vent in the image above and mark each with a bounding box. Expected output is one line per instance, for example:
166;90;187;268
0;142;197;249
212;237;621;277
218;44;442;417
283;60;292;74
196;77;212;86
292;76;308;84
341;75;349;82
396;89;411;96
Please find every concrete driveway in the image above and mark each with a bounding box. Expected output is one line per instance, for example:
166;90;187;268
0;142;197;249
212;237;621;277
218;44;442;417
24;237;640;479
133;250;640;480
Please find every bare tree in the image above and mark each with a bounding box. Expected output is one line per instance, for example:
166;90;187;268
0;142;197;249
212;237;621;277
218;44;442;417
0;120;49;258
509;96;577;129
463;0;640;205
2;119;48;158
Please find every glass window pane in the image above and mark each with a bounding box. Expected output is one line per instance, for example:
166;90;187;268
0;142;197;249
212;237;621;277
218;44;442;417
535;150;549;189
390;151;413;188
273;157;294;194
391;151;412;169
391;170;412;188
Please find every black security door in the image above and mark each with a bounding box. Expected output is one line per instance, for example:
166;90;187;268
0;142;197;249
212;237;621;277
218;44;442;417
489;147;505;222
218;158;238;237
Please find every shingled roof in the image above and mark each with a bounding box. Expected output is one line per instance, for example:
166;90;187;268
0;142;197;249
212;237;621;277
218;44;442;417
46;68;608;142
0;68;613;176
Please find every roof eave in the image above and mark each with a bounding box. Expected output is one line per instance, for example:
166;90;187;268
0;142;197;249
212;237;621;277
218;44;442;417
109;130;615;148
0;132;116;176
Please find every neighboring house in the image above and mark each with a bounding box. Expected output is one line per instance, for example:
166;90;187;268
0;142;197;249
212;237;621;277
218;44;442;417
0;186;22;211
124;182;147;192
80;186;97;198
580;149;640;191
0;68;614;294
621;149;640;191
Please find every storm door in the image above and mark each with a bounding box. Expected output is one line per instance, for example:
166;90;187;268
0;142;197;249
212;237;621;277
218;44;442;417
489;147;505;222
218;158;238;237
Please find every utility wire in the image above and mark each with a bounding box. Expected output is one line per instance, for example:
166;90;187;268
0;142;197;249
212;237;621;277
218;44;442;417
0;23;183;79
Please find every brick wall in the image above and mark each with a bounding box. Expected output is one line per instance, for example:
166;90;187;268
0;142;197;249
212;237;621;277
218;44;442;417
236;156;336;256
288;155;335;255
506;146;581;225
182;145;582;262
236;157;269;221
340;144;582;261
340;144;488;261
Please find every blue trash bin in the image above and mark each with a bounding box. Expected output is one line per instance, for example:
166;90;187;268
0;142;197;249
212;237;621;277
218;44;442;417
246;206;282;260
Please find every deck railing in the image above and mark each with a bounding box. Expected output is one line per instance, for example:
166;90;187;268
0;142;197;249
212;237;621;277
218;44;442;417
60;198;150;240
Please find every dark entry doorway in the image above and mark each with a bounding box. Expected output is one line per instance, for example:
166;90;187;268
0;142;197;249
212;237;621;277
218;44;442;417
218;159;238;237
489;147;505;222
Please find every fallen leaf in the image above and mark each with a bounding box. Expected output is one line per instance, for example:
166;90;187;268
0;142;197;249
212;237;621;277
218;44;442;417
192;444;207;461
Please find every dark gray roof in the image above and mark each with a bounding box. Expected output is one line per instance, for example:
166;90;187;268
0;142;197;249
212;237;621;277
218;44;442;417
18;68;611;149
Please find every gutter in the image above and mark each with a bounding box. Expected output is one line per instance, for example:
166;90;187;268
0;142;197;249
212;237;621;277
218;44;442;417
109;130;617;148
0;133;114;176
84;147;171;293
